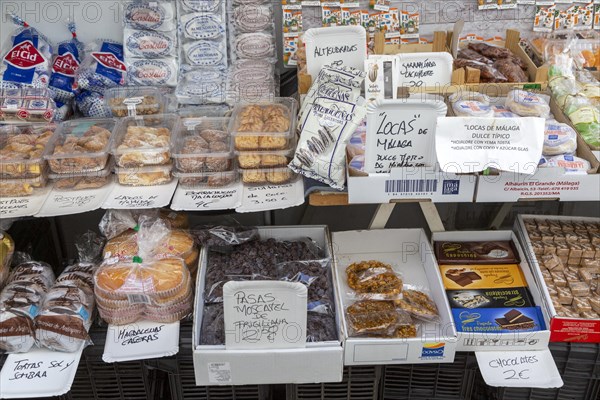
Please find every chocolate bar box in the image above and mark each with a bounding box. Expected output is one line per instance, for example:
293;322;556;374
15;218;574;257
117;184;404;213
452;307;546;333
435;241;520;265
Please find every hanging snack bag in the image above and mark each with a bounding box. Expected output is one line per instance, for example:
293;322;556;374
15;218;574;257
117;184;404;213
76;39;126;93
0;14;52;90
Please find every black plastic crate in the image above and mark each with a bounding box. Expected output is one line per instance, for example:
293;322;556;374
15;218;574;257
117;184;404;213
286;366;382;400
153;321;270;400
475;342;600;400
60;324;160;400
381;352;477;400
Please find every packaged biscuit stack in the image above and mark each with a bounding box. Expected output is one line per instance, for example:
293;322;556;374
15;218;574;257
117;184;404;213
123;0;179;87
175;0;229;105
95;216;194;325
226;0;278;103
435;240;546;333
35;232;104;352
522;217;600;320
0;258;55;353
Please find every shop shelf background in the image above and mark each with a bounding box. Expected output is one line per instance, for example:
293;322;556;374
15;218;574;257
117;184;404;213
286;366;382;400
149;321;271;400
380;352;478;400
474;342;600;400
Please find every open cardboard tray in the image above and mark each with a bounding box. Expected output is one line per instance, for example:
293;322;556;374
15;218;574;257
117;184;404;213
432;230;552;352
474;87;600;202
515;214;600;343
333;229;458;365
192;226;344;385
297;30;450;95
451;29;548;89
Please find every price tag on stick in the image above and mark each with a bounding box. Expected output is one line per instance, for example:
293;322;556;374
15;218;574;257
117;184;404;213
475;350;563;388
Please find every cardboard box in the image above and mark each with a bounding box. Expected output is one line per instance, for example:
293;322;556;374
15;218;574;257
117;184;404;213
192;226;344;385
332;229;458;365
515;215;600;343
432;230;552;352
476;96;600;202
451;30;548;89
346;165;477;203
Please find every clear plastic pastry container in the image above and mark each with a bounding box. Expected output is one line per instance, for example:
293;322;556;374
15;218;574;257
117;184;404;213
230;97;297;151
111;114;178;167
49;158;114;191
177;105;232;118
236;147;295;169
104;86;167;117
173;169;237;189
0;87;57;123
239;167;297;185
0;169;48;197
115;163;173;186
0;123;56;178
44;118;116;174
172;117;234;173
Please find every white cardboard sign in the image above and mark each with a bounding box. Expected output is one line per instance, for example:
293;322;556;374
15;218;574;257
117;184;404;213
475;350;563;388
103;179;178;209
170;183;243;211
303;26;367;78
396;52;453;89
365;98;447;173
0;186;52;218
236;178;305;213
0;346;83;399
103;320;180;363
223;281;307;350
37;181;115;217
436;117;545;174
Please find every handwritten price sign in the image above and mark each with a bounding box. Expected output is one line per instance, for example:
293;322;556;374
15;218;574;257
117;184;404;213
365;99;447;174
476;350;563;388
103;321;180;363
0;347;83;398
223;281;307;350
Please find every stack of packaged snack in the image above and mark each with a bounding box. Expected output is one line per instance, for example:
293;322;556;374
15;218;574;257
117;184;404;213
226;0;278;103
0;232;14;290
104;86;168;118
231;98;298;185
176;0;228;105
199;226;338;345
435;240;546;333
35;232;105;352
44;118;116;190
522;217;600;320
0;124;55;197
344;260;439;338
95;214;194;325
123;0;178;88
111;113;179;186
0;257;55;352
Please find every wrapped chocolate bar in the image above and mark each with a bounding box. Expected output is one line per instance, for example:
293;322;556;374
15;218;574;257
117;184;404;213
0;14;52;90
35;232;104;352
435;241;520;265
